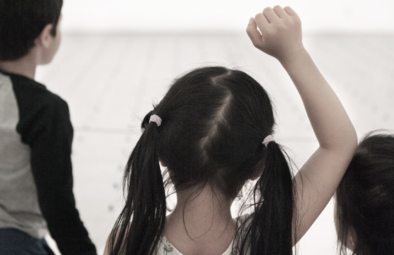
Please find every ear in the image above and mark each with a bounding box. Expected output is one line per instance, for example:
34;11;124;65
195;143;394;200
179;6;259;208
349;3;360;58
36;24;54;48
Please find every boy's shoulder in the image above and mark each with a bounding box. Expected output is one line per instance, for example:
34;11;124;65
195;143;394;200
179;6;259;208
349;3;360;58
0;70;67;109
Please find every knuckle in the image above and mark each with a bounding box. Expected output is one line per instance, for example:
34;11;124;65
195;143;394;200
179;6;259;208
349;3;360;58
263;7;272;14
284;6;293;13
273;5;282;11
284;16;293;23
292;16;301;26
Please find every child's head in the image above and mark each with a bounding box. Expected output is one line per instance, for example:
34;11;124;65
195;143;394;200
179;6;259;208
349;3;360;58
142;67;274;197
335;132;394;255
112;66;295;255
0;0;63;63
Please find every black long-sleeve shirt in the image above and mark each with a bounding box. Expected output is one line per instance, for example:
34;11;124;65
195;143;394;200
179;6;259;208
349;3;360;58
0;69;97;255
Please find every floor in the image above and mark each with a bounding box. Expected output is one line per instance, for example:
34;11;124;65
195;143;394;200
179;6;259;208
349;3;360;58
36;33;394;255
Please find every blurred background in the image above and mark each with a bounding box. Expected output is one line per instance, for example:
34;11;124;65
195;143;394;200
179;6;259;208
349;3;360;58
61;0;394;34
36;0;394;254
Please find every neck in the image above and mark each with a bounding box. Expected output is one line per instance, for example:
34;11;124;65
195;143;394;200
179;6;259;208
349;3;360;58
0;54;37;80
166;184;235;240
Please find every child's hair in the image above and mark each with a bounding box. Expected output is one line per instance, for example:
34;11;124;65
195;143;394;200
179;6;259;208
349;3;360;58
110;66;296;255
336;131;394;255
0;0;63;61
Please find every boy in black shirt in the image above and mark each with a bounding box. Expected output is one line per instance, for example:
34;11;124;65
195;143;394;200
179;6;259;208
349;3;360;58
0;1;97;254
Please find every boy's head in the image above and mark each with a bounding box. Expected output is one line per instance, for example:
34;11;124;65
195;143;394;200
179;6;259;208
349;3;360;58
0;0;63;62
335;131;394;255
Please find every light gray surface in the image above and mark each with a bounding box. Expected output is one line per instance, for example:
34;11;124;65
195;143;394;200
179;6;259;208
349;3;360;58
37;34;394;255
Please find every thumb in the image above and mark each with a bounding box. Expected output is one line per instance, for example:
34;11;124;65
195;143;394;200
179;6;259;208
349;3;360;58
246;18;263;49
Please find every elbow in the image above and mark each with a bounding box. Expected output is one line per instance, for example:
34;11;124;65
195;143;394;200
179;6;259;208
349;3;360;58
344;124;358;154
321;127;358;156
349;129;358;152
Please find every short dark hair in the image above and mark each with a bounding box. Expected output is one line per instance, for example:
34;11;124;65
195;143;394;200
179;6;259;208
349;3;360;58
336;131;394;255
0;0;63;61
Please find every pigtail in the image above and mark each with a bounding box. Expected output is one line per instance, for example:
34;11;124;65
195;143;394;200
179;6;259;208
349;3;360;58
109;113;166;255
241;142;294;255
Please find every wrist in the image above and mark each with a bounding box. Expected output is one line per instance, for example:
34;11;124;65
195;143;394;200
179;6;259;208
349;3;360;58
278;47;308;67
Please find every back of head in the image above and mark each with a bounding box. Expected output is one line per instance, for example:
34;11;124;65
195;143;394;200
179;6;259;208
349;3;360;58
110;66;295;255
0;0;63;61
336;132;394;255
146;67;275;197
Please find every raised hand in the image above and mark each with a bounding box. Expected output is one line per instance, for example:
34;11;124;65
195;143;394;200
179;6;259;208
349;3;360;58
247;6;357;243
247;6;305;63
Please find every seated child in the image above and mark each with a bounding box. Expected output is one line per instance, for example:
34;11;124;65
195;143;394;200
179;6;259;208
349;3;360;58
105;6;357;255
335;132;394;255
0;1;97;254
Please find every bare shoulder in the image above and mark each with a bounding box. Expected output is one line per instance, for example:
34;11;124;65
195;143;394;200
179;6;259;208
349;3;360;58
103;227;128;255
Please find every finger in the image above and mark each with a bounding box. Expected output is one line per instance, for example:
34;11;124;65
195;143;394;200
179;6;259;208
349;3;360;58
273;5;287;19
246;18;263;48
263;7;280;23
284;6;297;16
255;12;270;32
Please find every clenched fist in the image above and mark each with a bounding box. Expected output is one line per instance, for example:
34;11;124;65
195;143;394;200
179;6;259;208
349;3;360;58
247;6;305;64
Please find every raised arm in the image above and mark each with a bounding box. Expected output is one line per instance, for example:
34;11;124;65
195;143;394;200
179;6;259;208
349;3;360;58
247;6;357;243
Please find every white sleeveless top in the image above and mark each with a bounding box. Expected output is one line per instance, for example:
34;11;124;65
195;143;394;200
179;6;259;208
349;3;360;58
155;214;251;255
156;236;233;255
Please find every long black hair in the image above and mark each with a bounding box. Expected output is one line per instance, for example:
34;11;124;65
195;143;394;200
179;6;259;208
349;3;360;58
336;131;394;255
109;66;296;255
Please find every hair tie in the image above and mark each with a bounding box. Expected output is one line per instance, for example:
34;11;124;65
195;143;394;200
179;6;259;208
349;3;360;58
149;114;162;127
262;135;275;147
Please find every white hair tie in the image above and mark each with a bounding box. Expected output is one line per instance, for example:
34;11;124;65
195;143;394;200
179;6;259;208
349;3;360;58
262;135;275;147
149;114;162;127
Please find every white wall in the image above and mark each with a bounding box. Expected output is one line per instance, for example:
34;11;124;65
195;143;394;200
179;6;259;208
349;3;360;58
62;0;394;34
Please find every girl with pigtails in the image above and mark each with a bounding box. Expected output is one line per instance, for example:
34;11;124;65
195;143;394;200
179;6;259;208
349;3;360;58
104;6;357;255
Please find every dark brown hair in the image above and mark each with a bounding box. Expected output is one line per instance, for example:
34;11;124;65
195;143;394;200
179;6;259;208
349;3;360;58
0;0;63;61
336;131;394;255
109;66;296;255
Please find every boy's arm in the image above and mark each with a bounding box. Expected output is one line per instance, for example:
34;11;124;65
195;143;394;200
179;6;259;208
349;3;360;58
247;6;357;243
22;97;97;255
